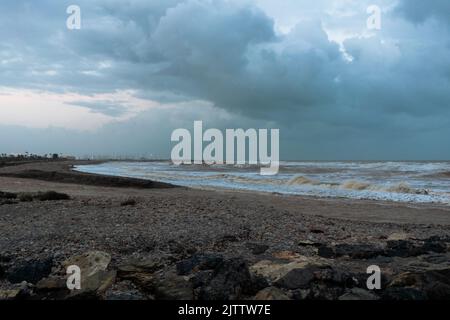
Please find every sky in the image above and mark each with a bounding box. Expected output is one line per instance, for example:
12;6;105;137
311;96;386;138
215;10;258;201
0;0;450;160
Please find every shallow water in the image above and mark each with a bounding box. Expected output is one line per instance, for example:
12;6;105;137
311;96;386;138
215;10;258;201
74;161;450;205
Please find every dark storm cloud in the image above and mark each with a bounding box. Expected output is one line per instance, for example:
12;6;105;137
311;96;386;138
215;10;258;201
1;0;450;159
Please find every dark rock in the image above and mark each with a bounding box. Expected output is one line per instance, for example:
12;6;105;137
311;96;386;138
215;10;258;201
220;235;239;242
422;240;447;254
34;191;70;201
385;240;423;257
388;269;450;300
338;288;379;300
274;266;321;290
310;228;324;234
0;200;17;205
6;258;53;284
423;235;450;243
35;276;72;300
167;240;196;256
317;246;335;258
176;253;224;276
18;193;33;202
291;283;344;300
245;273;270;296
298;240;322;247
0;191;17;199
67;270;117;300
120;199;136;206
191;270;214;289
198;258;252;300
247;243;269;255
151;271;194;300
318;244;384;259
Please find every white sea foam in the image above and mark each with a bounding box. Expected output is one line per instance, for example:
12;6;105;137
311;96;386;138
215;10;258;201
74;161;450;205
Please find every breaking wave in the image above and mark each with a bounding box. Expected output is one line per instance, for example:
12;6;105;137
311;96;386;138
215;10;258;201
287;176;428;195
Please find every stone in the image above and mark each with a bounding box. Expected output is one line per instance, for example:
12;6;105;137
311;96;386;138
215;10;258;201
387;232;410;241
255;287;289;300
6;257;53;284
338;288;379;300
36;276;68;291
388;269;450;300
249;256;327;284
176;253;224;276
274;266;322;290
384;240;423;257
117;259;162;278
247;243;269;255
35;276;71;300
198;258;252;300
318;244;384;259
151;271;194;300
422;240;447;254
0;289;20;300
68;270;116;299
63;251;111;277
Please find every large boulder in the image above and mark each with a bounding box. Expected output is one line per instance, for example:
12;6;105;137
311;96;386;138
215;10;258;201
387;268;450;300
149;271;194;300
198;258;252;300
6;258;53;284
63;251;111;277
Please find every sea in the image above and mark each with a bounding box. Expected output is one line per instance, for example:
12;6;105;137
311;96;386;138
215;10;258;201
74;161;450;205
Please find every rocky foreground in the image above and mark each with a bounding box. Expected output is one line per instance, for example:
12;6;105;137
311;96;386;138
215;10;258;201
1;237;449;300
0;161;449;300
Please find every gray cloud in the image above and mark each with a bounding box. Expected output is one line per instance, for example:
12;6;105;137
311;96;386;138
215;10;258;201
395;0;450;25
1;0;450;159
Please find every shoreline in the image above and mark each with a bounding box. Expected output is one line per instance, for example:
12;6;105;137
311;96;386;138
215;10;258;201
0;160;449;300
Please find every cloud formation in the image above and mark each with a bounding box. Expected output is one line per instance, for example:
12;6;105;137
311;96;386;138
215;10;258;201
1;0;450;159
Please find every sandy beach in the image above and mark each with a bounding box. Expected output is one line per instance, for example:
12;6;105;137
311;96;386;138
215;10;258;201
0;160;449;300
